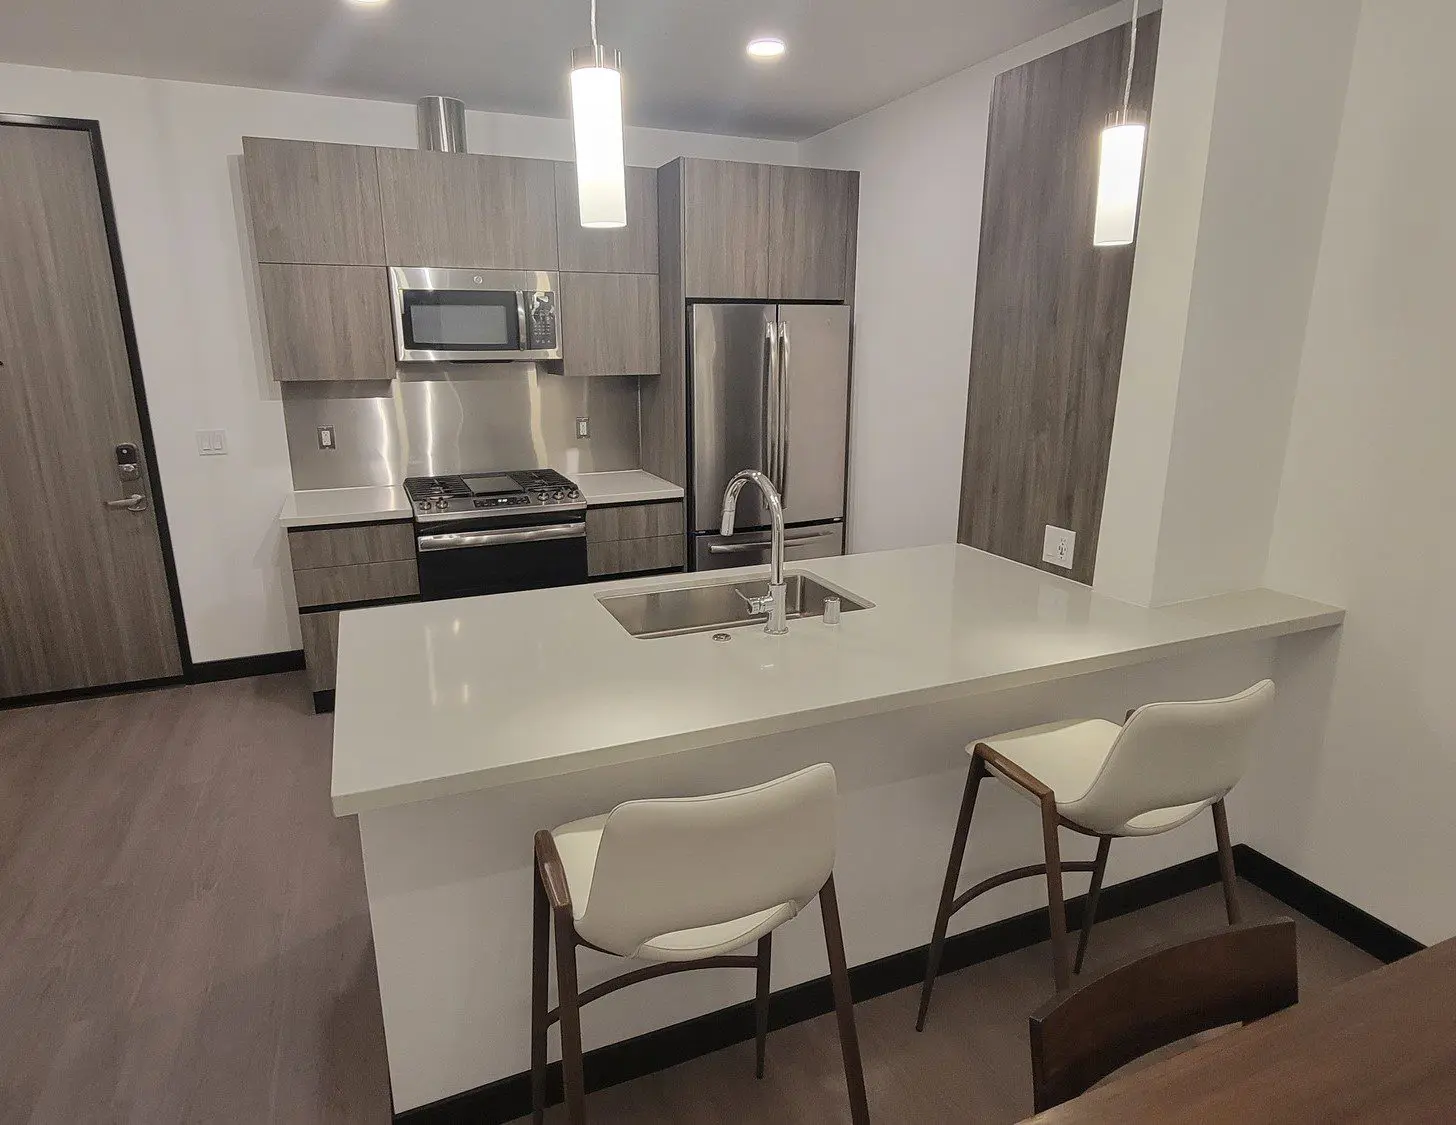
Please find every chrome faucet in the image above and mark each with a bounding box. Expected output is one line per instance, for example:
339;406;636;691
720;469;788;635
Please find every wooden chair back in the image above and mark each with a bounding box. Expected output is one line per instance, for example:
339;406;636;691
1028;918;1299;1112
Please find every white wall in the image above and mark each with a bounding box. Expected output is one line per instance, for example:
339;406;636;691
799;4;1135;553
0;64;795;662
1246;0;1456;944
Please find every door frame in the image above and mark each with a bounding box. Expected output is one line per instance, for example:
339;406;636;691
0;113;193;694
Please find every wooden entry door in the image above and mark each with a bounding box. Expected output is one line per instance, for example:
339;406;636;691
0;121;183;698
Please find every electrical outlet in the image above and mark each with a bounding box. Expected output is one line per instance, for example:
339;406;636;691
1043;525;1076;570
317;426;336;451
575;416;590;439
195;429;227;456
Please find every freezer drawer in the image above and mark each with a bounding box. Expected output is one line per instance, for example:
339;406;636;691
692;523;844;571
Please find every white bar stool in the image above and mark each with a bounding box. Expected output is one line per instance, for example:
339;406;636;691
916;680;1276;1030
530;763;871;1125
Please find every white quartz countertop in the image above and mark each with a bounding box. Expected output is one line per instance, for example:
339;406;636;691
573;470;684;505
279;486;412;529
330;545;1343;815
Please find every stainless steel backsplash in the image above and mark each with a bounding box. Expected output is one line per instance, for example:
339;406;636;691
282;364;641;489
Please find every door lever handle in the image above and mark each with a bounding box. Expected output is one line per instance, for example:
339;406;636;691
104;494;147;513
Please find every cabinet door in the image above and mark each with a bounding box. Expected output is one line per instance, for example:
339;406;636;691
768;166;859;301
242;138;384;265
559;273;660;376
555;163;658;273
377;149;558;269
681;159;772;299
299;610;339;694
258;264;393;382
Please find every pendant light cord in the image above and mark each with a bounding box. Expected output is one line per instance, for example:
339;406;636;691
1118;0;1141;114
590;0;599;50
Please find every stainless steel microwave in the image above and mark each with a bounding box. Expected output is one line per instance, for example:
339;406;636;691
389;267;561;363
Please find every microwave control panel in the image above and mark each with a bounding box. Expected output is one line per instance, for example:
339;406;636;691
527;291;558;350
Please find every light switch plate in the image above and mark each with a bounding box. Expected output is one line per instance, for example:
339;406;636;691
1043;525;1075;569
196;429;227;456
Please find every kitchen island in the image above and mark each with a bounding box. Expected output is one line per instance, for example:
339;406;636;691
332;544;1342;1115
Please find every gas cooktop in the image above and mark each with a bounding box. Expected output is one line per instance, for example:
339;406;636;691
404;469;583;523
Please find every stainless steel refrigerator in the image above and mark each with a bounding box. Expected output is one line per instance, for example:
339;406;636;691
688;303;851;570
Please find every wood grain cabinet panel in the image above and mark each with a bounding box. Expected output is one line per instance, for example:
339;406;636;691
555;163;658;273
377;149;558;269
588;535;685;578
257;264;393;382
293;561;419;609
586;501;683;541
767;166;859;302
242;138;385;265
560;273;660;376
298;610;340;693
680;159;772;299
286;521;414;570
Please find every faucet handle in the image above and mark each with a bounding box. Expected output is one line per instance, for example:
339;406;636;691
737;587;776;615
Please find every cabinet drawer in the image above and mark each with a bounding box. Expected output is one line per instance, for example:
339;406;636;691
298;610;340;693
588;534;685;578
294;560;419;609
586;500;683;542
287;521;414;569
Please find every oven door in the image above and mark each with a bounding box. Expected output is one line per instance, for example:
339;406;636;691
416;520;587;600
390;267;561;362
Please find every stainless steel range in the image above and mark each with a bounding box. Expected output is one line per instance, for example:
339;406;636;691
404;469;587;600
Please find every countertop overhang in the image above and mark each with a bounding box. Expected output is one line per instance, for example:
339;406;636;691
330;545;1343;816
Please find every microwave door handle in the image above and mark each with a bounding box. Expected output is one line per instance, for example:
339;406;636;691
777;321;791;502
516;291;530;352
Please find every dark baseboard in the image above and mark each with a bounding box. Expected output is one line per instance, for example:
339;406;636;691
0;675;184;711
188;649;305;684
313;689;336;714
396;851;1221;1124
1233;844;1422;964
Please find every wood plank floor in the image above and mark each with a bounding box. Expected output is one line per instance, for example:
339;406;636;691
0;675;1379;1125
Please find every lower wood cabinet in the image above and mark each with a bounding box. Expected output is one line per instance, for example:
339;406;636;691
298;610;340;695
585;499;685;578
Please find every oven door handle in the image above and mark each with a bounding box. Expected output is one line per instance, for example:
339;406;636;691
417;523;586;551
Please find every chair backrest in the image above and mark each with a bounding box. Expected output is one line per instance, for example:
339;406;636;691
574;763;837;956
1028;918;1299;1112
1063;680;1275;835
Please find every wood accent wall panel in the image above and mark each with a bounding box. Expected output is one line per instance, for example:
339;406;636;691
241;138;385;265
376;150;558;269
286;521;414;570
554;163;658;273
559;273;660;376
292;560;418;609
257;264;393;382
298;610;340;693
680;159;772;299
641;160;688;485
957;15;1160;585
586;500;684;541
768;166;859;302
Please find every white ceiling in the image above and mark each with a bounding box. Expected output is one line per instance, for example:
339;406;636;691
0;0;1116;140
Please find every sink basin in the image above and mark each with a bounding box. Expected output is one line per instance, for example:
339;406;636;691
597;571;872;639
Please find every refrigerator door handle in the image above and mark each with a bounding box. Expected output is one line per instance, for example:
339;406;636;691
777;321;791;502
762;319;780;485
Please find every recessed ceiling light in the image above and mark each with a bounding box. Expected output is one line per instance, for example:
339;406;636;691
747;37;787;60
347;0;390;7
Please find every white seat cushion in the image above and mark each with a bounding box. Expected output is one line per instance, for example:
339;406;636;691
973;719;1204;834
551;815;798;962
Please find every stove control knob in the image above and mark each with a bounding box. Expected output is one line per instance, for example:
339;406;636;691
417;501;431;511
566;488;580;499
434;498;448;510
552;489;565;501
535;491;550;502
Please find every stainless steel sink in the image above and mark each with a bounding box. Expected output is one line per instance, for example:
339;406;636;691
597;572;872;639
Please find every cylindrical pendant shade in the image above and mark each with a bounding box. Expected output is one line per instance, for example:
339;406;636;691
1094;121;1146;247
570;46;627;229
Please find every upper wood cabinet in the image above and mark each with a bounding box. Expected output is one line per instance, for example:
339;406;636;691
554;163;658;273
376;150;558;269
679;159;773;299
242;138;385;265
767;166;859;302
559;272;660;377
257;264;393;382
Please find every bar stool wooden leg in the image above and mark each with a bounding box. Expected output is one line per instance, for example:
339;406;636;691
1041;795;1072;991
916;756;987;1031
530;868;550;1124
1074;836;1112;976
553;916;587;1125
1212;799;1242;924
820;875;871;1125
754;933;772;1079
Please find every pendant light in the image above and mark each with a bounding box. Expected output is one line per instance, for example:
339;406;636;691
570;0;627;229
1093;0;1146;247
